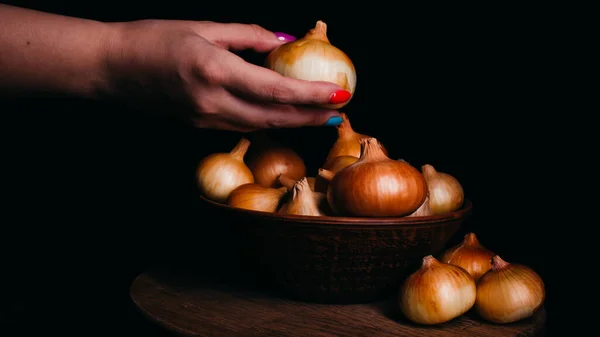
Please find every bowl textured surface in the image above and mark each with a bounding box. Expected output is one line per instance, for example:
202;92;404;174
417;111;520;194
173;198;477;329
197;196;473;304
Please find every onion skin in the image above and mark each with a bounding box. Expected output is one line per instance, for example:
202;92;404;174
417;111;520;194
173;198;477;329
313;155;358;193
324;113;387;166
399;255;477;325
279;174;331;215
475;255;546;324
401;159;432;218
407;193;434;217
226;183;287;213
306;177;316;191
245;134;306;188
422;164;464;215
318;168;338;214
277;177;326;216
439;232;495;281
265;21;356;109
328;138;427;217
196;138;254;203
281;174;316;191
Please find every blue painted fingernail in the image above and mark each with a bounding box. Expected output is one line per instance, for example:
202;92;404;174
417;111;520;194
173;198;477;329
324;116;343;126
274;32;297;42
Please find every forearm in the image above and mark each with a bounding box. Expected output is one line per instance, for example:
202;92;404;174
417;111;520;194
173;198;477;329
0;4;117;98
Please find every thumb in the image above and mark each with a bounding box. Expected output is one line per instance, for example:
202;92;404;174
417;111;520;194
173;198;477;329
203;23;296;52
258;106;343;129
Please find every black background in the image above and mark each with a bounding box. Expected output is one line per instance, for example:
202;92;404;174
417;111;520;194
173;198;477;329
2;1;555;335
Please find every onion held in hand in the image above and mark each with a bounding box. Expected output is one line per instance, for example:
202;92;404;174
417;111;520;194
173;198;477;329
327;138;427;217
196;138;254;203
265;20;356;109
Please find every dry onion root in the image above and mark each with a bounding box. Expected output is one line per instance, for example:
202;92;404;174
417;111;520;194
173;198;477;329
279;174;330;215
305;177;316;191
277;177;327;216
279;174;316;192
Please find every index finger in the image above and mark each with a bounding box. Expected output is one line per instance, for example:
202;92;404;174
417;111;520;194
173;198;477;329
223;53;352;107
198;22;294;53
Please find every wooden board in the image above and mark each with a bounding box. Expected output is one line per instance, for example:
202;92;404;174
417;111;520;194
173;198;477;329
130;270;546;337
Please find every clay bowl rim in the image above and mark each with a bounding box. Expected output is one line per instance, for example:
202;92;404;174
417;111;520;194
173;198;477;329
200;195;472;227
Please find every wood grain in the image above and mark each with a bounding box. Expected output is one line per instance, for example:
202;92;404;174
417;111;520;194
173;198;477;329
130;269;546;337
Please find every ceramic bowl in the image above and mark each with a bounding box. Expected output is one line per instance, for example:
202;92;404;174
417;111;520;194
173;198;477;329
197;195;473;304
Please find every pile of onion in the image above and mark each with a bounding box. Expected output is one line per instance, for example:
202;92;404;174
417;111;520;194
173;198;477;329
395;233;547;326
195;20;466;219
191;20;546;328
194;131;466;219
398;252;545;326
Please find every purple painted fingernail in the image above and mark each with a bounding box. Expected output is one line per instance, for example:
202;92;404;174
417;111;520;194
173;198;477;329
274;32;297;42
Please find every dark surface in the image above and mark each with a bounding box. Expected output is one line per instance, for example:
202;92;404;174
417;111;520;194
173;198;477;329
130;269;547;337
1;1;555;335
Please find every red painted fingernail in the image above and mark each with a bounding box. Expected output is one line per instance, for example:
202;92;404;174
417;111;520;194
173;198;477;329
329;90;352;104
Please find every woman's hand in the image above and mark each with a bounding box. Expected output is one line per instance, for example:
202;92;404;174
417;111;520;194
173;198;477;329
0;4;348;131
105;20;349;131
